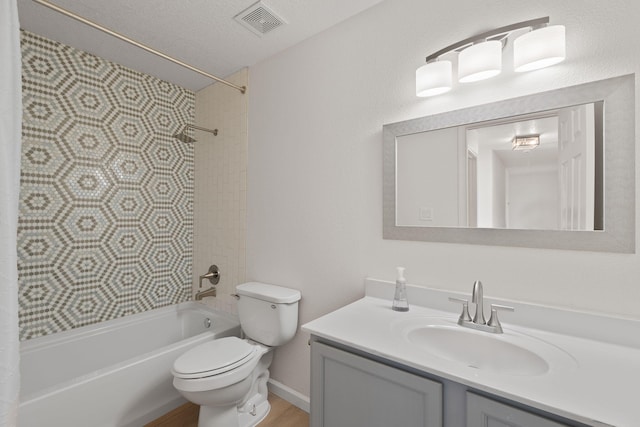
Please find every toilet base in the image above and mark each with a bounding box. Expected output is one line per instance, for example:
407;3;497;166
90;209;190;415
238;400;270;427
198;405;237;427
197;399;270;427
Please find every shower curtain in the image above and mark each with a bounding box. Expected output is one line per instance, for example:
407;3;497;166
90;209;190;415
0;0;22;425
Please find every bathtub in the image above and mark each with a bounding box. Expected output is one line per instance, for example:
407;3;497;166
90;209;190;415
19;301;240;427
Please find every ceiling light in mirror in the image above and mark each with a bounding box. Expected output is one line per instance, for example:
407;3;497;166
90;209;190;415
512;134;540;151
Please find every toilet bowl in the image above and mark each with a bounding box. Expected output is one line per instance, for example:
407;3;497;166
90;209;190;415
172;282;301;427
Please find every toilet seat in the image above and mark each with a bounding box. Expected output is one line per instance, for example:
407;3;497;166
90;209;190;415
172;337;270;393
173;337;257;380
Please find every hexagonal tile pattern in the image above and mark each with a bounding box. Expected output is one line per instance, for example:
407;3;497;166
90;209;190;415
59;205;113;244
59;121;115;162
18;31;195;340
60;79;117;121
21;134;69;178
106;149;150;185
59;163;112;202
19;181;65;224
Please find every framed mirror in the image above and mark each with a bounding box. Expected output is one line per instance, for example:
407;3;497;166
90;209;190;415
383;75;635;252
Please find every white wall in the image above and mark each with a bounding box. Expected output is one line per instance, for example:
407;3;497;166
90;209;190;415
507;167;559;230
396;127;459;226
477;144;497;227
247;0;640;398
491;151;507;228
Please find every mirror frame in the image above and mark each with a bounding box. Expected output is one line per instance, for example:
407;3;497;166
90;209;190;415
383;74;635;252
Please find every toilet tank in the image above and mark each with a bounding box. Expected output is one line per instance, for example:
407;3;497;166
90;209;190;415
236;282;301;346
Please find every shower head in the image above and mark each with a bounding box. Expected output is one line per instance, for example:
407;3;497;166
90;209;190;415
173;124;218;143
174;131;197;144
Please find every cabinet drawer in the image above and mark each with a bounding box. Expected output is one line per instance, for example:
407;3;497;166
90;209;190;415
311;341;442;427
467;392;571;427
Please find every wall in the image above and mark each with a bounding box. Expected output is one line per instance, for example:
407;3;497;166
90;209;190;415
507;168;559;229
193;69;248;313
247;0;640;398
18;31;195;340
491;151;506;228
396;127;460;227
476;143;497;227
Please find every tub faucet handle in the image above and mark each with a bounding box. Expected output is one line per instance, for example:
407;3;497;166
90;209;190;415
199;265;220;288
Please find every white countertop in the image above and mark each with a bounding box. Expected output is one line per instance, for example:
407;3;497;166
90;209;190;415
302;279;640;427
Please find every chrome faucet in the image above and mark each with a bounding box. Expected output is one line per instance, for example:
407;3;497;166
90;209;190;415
471;280;486;325
449;281;514;334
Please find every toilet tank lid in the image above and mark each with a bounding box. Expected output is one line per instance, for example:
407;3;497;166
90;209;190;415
236;282;301;304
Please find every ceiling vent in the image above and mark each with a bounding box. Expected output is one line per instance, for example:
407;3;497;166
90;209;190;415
234;1;286;37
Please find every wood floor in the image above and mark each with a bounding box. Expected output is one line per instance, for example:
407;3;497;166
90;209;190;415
145;393;309;427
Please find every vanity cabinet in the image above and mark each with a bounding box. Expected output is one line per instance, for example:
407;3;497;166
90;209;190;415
467;393;570;427
310;340;443;427
311;339;580;427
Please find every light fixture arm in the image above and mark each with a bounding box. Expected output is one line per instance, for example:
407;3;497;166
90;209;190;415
425;17;550;62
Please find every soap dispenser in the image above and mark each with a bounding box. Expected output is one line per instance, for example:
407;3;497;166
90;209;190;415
392;267;409;312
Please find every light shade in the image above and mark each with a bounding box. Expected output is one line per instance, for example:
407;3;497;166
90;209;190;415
416;61;452;97
458;40;502;83
514;25;565;72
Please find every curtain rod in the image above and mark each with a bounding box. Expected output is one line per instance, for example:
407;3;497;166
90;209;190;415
32;0;247;94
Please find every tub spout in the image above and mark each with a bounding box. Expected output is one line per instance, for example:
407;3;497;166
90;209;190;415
195;287;217;300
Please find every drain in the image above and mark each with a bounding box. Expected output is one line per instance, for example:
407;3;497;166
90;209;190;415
203;318;212;328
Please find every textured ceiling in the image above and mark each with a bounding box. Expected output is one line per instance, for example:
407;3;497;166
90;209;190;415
18;0;384;91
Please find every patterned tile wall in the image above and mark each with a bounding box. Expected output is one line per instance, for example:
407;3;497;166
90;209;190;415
18;31;195;340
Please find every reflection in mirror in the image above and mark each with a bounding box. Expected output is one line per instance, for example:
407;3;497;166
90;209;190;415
396;104;604;231
383;75;634;252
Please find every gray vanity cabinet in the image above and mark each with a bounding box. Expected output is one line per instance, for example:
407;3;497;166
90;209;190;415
310;341;443;427
466;393;570;427
311;339;581;427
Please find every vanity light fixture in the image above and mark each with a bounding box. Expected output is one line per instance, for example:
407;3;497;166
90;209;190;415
416;17;565;97
512;134;540;151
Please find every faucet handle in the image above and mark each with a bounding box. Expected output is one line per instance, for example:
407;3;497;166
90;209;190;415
448;297;472;323
199;265;220;288
487;304;514;332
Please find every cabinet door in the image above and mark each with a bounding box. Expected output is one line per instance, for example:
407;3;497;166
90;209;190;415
466;393;570;427
311;341;442;427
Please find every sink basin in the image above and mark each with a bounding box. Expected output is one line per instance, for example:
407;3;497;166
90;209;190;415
394;317;576;377
406;325;548;376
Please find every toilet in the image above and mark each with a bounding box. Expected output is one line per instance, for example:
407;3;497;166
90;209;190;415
172;282;301;427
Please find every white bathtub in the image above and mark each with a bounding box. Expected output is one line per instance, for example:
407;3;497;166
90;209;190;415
19;302;240;427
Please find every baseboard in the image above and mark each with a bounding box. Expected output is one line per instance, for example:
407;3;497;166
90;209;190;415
267;379;310;413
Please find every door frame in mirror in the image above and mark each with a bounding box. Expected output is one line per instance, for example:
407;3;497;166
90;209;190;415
383;74;635;252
